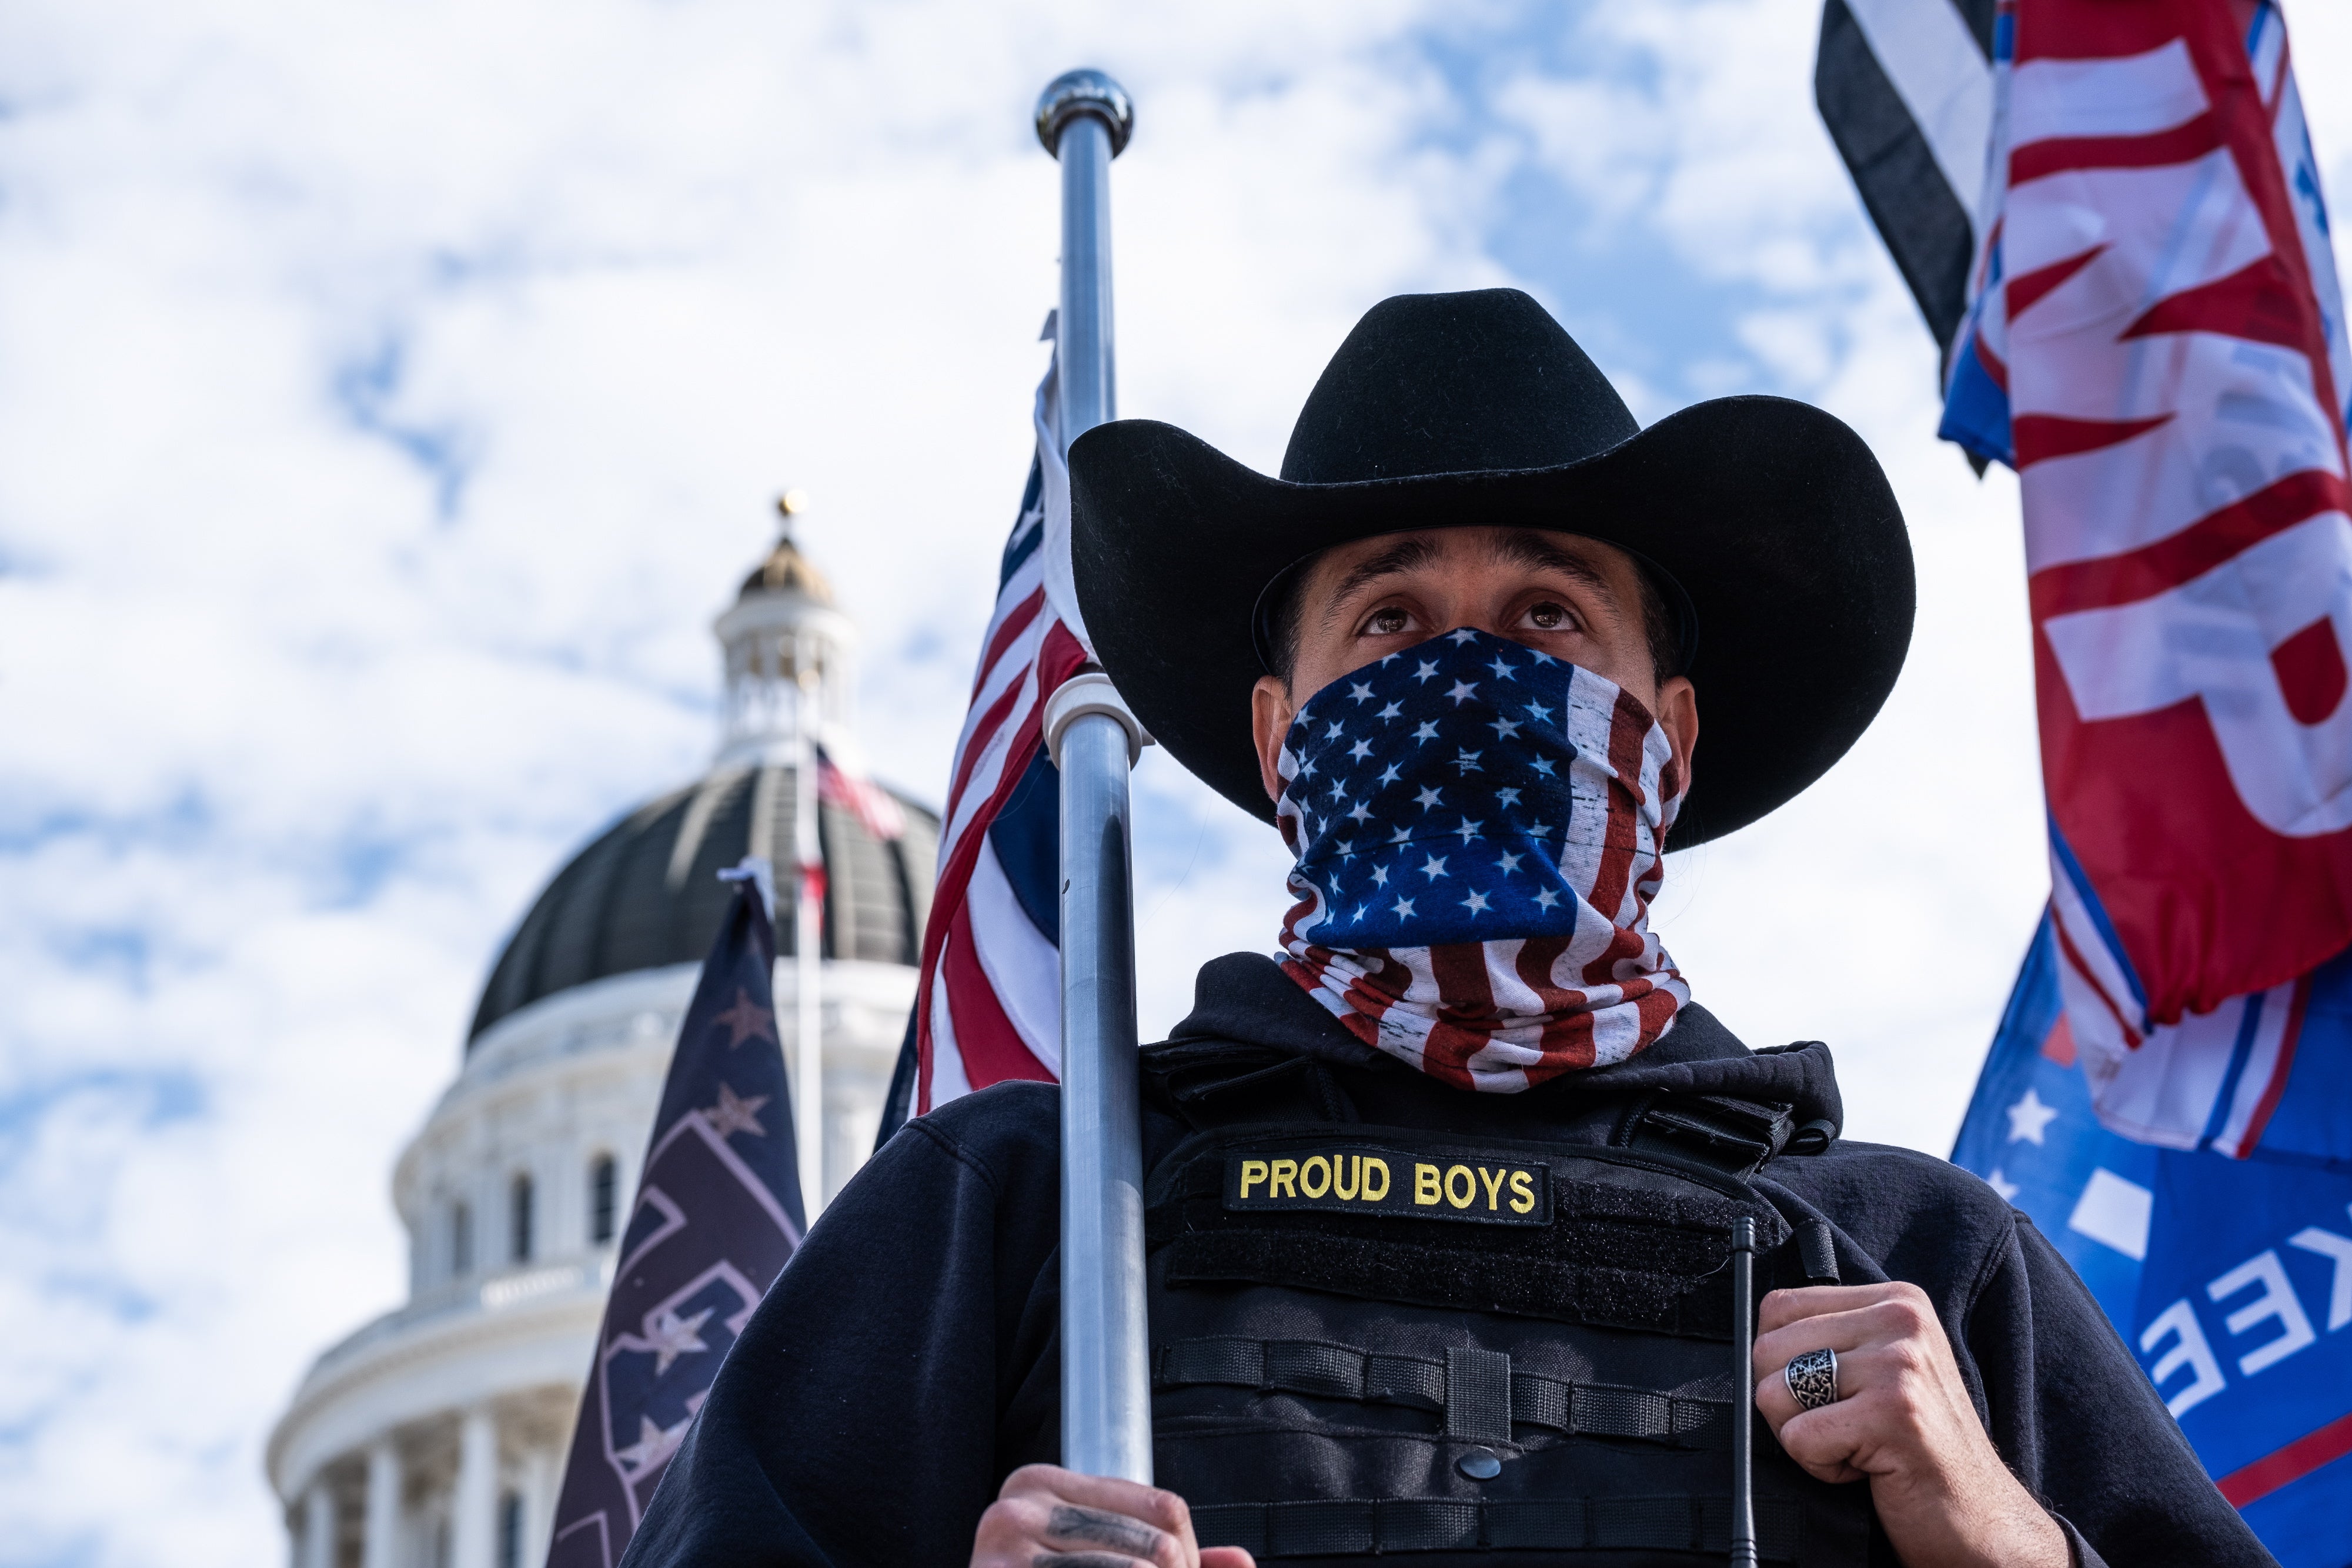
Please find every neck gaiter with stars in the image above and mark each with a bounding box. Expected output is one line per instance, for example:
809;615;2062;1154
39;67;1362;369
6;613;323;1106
1273;626;1689;1092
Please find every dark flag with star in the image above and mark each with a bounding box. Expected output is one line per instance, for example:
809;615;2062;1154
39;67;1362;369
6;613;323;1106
546;860;804;1568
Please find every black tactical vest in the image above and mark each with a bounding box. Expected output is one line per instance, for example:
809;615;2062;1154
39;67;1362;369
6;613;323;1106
1138;1044;1873;1566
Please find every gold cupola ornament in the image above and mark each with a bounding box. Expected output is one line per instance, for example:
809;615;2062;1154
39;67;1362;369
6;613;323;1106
739;490;836;606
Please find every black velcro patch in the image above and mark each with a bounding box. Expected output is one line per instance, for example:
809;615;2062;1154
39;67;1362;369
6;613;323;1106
1224;1145;1551;1226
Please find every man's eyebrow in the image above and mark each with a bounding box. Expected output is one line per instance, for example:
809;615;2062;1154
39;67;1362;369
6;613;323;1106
1317;535;1445;626
1489;530;1617;600
1314;529;1622;632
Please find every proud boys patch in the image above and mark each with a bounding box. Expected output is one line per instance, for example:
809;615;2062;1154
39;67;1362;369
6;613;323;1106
1222;1144;1552;1226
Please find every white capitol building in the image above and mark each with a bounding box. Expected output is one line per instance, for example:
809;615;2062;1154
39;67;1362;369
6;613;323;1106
266;520;938;1568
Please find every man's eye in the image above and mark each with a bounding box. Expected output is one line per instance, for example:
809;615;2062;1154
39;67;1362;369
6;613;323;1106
1365;607;1411;636
1526;601;1572;631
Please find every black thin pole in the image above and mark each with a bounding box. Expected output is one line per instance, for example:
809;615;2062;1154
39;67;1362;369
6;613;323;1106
1730;1218;1758;1567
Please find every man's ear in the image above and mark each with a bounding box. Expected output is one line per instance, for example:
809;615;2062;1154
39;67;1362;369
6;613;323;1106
1656;674;1699;800
1251;674;1296;804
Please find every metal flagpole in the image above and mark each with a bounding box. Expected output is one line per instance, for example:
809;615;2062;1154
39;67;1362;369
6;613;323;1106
794;661;826;1217
1034;68;1152;1485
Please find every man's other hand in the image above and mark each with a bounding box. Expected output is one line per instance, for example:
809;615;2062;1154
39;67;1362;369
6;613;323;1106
1753;1282;2067;1568
973;1466;1257;1568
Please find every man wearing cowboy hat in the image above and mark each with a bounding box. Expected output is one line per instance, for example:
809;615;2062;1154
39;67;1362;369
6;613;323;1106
620;292;2271;1568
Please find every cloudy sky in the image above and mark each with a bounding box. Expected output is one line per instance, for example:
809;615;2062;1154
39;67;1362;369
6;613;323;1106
2;1;2348;1562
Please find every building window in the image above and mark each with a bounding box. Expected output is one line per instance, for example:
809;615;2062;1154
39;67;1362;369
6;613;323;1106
510;1174;534;1265
590;1155;619;1244
451;1202;473;1276
497;1491;524;1568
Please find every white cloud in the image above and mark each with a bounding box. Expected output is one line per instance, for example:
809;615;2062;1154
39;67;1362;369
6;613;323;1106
1;1;2347;1563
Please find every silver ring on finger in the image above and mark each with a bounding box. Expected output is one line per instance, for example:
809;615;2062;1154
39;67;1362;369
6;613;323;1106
1783;1347;1839;1411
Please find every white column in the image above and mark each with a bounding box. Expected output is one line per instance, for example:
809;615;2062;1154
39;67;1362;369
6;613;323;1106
362;1442;400;1568
451;1409;499;1568
520;1447;559;1568
301;1480;336;1568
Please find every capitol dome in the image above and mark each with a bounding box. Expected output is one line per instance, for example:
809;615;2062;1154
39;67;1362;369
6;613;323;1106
467;754;936;1044
268;509;928;1568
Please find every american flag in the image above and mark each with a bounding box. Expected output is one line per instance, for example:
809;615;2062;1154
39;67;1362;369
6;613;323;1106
910;333;1091;1113
545;864;803;1568
816;741;907;841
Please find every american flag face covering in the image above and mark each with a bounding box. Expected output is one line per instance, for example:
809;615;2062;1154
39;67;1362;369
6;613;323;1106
1275;626;1689;1091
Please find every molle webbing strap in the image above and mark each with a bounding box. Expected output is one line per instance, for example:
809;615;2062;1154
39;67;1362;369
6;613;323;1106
1510;1376;1725;1449
1445;1348;1511;1443
1159;1337;1445;1409
1161;1228;1746;1339
1155;1338;1729;1449
1795;1218;1840;1285
1192;1494;1804;1560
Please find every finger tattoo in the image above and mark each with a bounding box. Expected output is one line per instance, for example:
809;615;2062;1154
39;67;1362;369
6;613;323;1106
1033;1556;1145;1568
1047;1506;1164;1557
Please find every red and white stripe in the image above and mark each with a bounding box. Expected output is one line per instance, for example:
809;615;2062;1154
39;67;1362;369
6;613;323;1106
2076;965;2310;1159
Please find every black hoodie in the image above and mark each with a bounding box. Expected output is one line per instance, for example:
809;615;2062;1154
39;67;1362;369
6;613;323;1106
620;955;2274;1568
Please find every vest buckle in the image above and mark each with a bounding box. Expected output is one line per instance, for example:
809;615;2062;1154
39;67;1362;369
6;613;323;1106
1623;1093;1794;1176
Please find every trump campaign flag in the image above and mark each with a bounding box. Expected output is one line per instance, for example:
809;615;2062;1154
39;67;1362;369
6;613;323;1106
1941;0;2352;1095
545;861;804;1568
1954;920;2352;1566
1822;0;2352;1551
891;321;1091;1121
1825;0;2352;1154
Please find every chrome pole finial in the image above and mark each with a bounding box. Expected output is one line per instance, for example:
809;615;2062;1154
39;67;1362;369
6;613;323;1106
1035;69;1134;158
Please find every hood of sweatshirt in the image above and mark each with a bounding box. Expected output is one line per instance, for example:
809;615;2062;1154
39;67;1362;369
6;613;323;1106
1147;951;1843;1144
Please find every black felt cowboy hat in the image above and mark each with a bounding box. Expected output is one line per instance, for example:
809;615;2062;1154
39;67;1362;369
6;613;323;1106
1067;287;1914;847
